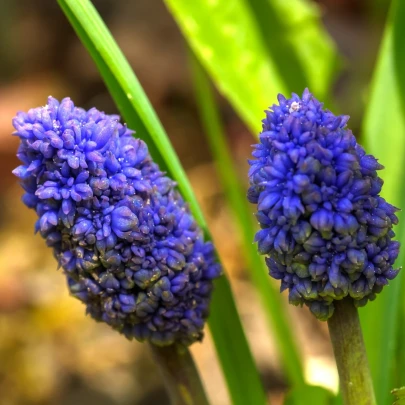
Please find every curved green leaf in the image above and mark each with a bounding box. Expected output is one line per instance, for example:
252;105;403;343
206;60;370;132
246;0;339;100
56;1;267;404
166;0;286;133
190;53;304;387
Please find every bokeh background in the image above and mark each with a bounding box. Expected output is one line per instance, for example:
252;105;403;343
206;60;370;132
0;1;391;404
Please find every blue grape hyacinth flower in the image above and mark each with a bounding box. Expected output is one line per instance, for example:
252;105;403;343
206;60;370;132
248;89;400;320
13;97;221;346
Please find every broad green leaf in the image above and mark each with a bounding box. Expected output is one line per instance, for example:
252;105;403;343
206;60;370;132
165;0;286;133
165;0;339;134
57;1;267;404
246;0;339;100
190;53;304;387
361;1;405;404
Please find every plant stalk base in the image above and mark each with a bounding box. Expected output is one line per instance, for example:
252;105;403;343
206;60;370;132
327;297;376;405
150;343;209;405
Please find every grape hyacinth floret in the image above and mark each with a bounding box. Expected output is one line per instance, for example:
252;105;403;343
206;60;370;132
12;97;221;346
248;89;400;320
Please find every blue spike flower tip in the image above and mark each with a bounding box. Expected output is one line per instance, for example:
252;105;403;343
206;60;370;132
248;89;400;320
12;97;221;346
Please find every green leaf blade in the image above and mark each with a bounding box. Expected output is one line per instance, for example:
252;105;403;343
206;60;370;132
57;1;267;404
165;0;339;134
57;0;204;223
165;0;288;133
190;53;305;388
245;0;339;99
209;276;268;404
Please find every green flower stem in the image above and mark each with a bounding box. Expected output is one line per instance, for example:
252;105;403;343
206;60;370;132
149;343;210;405
327;298;376;405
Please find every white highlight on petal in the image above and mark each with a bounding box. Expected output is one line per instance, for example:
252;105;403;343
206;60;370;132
289;101;301;113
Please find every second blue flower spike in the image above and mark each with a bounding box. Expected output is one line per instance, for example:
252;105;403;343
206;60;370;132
248;89;400;320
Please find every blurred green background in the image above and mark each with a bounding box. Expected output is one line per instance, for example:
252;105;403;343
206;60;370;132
0;1;393;404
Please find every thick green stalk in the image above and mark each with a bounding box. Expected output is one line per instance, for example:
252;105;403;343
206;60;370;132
150;344;210;405
189;53;304;386
327;298;376;405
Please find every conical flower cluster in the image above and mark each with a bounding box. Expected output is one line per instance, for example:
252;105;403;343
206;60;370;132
13;97;221;346
248;89;400;320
